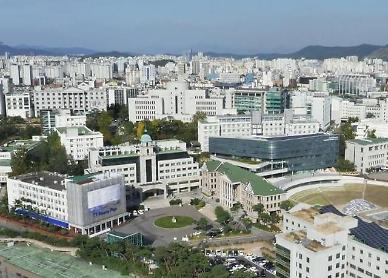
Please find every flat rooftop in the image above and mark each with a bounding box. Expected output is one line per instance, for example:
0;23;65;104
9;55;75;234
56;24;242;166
284;231;328;252
56;126;95;136
348;138;388;146
13;172;66;191
0;139;42;153
315;222;343;234
0;243;128;278
68;172;111;185
291;208;320;223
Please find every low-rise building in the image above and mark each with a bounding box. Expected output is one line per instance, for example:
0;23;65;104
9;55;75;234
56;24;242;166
201;160;286;220
7;171;127;236
276;205;357;278
276;204;388;278
345;138;388;173
86;133;200;199
55;126;104;161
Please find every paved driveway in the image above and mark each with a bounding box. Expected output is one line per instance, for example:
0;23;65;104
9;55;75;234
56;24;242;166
114;205;207;246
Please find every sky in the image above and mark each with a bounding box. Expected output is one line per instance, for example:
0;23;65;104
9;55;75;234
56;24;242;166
0;0;387;54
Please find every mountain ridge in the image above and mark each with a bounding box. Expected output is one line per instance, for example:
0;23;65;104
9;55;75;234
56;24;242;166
0;42;387;60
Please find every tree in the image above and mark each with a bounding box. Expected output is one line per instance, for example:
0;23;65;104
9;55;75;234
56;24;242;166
335;158;355;172
196;217;209;231
10;147;29;176
214;206;231;224
367;129;377;139
230;269;256;278
199;265;229;278
252;203;265;215
269;213;281;225
259;212;272;225
136;121;145;139
280;200;294;211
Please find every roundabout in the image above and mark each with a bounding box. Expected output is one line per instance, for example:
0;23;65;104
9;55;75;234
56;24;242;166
154;216;194;228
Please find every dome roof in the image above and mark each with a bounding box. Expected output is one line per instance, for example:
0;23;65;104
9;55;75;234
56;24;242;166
140;130;152;143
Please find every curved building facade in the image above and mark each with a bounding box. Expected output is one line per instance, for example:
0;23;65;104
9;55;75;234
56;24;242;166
209;133;339;171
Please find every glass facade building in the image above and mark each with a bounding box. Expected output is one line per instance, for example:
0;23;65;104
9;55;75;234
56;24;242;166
209;133;339;171
234;89;265;113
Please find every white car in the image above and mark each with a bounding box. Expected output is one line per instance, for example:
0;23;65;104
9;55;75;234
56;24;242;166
132;211;138;216
138;210;144;215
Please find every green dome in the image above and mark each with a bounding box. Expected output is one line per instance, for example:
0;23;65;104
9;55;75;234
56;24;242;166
140;130;152;143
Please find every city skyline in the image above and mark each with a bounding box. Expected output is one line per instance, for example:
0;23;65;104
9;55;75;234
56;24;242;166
1;0;387;54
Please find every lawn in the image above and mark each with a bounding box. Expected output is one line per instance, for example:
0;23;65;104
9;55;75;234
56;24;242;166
290;183;388;207
154;216;194;228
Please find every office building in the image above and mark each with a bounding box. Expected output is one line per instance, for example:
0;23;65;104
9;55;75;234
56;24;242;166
86;133;200;199
198;111;320;152
233;88;265;113
209;133;339;172
7;171;127;235
5;91;32;118
55;126;104;161
338;74;377;96
276;204;388;278
33;87;106;117
198;115;252;152
41;109;87;134
128;81;235;122
276;205;357;278
345;138;388;173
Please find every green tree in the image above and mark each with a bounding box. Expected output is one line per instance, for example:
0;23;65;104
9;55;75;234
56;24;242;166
259;212;272;225
10;147;30;176
367;129;377;139
199;265;229;278
215;206;231;224
335;158;355;172
230;269;256;278
252;203;265;215
280;200;295;211
270;213;281;225
196;217;209;231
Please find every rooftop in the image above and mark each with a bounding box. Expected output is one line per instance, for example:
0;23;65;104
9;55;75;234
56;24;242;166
291;208;320;223
56;126;96;136
68;172;111;185
206;160;284;196
315;222;343;234
13;172;66;191
283;231;328;252
347;138;388;146
0;243;128;278
0;139;42;153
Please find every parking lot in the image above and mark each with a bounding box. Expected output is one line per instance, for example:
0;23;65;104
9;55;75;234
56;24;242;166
206;249;275;277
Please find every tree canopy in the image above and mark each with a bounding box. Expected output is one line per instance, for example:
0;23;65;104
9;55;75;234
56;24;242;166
11;133;84;176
